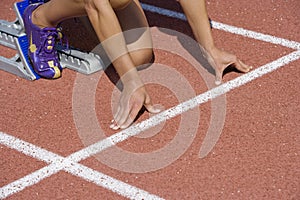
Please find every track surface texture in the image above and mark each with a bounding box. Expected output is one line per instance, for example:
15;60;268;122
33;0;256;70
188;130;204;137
0;0;299;199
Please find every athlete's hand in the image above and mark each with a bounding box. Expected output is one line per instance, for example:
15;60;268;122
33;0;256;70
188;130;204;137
110;79;161;130
201;46;253;85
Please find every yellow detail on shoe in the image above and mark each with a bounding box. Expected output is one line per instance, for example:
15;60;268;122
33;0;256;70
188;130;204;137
48;60;54;68
52;67;61;78
57;32;63;39
29;32;37;53
48;60;61;79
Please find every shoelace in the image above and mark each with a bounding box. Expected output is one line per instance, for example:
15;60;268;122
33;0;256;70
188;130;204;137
39;27;69;61
39;28;58;54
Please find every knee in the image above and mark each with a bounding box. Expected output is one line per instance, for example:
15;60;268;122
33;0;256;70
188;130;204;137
109;0;132;10
131;49;154;68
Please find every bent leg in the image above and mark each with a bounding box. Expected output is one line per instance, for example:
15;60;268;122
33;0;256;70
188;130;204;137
31;0;153;71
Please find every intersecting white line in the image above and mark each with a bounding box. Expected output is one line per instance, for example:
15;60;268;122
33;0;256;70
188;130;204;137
0;132;164;200
1;50;299;199
1;2;300;200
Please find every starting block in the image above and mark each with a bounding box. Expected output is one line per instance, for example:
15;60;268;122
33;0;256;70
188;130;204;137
0;0;104;80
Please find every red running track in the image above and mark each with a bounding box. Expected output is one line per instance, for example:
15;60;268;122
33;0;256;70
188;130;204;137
0;0;299;199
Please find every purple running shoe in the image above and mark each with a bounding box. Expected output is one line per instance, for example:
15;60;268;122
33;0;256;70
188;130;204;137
23;3;62;79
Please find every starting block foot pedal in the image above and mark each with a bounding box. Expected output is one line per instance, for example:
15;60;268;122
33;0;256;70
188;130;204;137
0;34;40;80
16;34;41;80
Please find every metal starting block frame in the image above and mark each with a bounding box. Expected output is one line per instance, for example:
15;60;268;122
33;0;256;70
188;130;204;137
0;0;104;80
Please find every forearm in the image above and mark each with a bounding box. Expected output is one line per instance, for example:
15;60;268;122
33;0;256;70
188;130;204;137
178;0;215;52
85;1;140;82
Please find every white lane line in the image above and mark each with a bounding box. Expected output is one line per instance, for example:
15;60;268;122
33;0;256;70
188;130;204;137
0;132;164;200
141;3;300;50
2;3;300;199
67;50;300;162
1;50;299;198
211;21;300;50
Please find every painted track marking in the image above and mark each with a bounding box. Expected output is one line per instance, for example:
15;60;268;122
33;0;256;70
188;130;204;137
1;49;299;199
1;2;300;200
141;3;300;50
0;132;164;200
